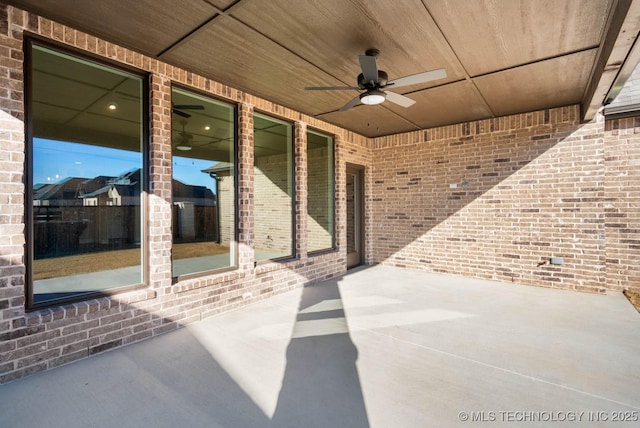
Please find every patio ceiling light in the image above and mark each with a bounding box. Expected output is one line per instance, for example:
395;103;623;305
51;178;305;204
360;89;386;106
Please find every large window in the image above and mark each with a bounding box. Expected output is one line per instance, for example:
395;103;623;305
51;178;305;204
253;114;294;261
27;41;146;307
307;130;335;253
171;88;236;277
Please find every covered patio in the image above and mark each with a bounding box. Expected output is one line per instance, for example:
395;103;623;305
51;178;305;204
2;3;640;421
2;266;639;427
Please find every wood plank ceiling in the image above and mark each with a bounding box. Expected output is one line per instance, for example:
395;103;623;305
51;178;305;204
8;0;637;137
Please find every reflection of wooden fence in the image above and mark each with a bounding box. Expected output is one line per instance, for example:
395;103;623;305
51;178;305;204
34;206;139;258
34;204;219;258
172;204;218;243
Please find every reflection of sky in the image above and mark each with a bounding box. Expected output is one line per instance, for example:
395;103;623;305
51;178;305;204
173;156;218;189
34;139;140;186
33;139;218;191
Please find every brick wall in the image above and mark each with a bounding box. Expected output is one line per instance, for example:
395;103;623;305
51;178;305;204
604;117;640;290
0;5;370;384
371;107;638;293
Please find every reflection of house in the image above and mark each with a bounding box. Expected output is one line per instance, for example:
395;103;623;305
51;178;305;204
201;162;232;176
201;162;233;245
172;178;217;241
82;186;122;207
33;177;88;207
33;169;142;207
34;168;218;208
173;179;216;206
33;168;219;252
81;169;141;207
33;170;144;255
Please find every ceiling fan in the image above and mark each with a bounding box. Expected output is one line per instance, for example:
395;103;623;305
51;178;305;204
305;49;447;112
172;102;204;118
174;120;231;152
174;119;194;151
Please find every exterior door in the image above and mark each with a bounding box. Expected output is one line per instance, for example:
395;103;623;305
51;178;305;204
346;165;364;268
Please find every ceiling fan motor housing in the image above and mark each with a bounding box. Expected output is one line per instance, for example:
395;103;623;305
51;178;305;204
358;70;388;89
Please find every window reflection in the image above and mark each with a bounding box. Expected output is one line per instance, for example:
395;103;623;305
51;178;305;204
171;88;235;277
29;44;144;305
254;114;294;261
307;131;335;253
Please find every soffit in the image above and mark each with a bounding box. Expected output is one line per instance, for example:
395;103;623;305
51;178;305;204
475;50;598;116
161;15;356;117
12;0;218;56
425;0;609;76
383;81;494;129
8;0;639;138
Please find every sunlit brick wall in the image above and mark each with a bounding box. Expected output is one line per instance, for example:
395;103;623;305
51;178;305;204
371;107;617;293
307;145;333;252
0;4;28;377
604;117;640;290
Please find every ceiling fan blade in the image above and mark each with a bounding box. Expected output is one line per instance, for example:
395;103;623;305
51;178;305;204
304;86;360;91
387;68;447;89
358;54;379;84
174;104;205;110
339;94;362;112
172;108;191;118
384;91;416;108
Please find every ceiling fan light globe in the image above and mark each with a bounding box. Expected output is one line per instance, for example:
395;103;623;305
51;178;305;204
360;90;386;105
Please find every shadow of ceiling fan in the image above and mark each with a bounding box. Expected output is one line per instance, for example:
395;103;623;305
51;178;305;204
305;49;447;112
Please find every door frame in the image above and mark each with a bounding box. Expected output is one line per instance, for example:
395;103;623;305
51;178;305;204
346;163;365;269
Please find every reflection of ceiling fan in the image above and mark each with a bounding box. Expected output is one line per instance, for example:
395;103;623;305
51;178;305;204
174;119;232;152
175;119;193;151
305;49;447;112
172;102;204;118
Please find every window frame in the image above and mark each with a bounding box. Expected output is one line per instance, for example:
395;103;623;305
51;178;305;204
24;36;150;310
306;128;337;255
170;84;239;281
252;111;296;264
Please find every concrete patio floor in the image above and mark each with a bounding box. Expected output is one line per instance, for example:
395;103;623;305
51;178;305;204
1;265;639;427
